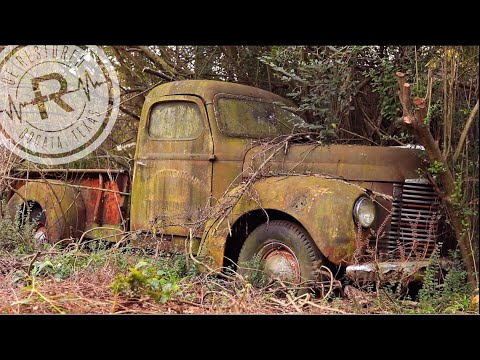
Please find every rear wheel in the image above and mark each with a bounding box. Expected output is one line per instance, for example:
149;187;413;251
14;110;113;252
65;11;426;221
19;202;48;245
238;220;325;292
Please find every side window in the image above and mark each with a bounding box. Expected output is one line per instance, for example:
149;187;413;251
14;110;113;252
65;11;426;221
149;101;204;140
216;97;284;137
215;96;307;138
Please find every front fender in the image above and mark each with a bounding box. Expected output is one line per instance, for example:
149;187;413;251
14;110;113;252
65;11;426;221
199;176;367;268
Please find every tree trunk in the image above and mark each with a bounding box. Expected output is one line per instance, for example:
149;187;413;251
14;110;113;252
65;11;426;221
396;71;477;285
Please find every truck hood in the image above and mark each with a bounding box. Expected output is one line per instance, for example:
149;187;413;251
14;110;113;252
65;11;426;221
243;144;424;183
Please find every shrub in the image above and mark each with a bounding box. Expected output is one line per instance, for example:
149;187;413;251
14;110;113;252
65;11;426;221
0;202;37;254
111;260;180;303
418;248;472;313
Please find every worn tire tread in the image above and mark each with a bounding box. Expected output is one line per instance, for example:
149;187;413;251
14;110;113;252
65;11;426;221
238;220;324;282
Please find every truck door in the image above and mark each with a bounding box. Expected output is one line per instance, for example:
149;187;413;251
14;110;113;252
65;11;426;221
131;95;213;237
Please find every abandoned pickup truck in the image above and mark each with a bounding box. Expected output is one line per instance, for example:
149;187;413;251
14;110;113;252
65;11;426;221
5;80;442;286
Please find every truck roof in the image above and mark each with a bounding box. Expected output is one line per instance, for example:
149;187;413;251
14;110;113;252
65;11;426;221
145;80;293;106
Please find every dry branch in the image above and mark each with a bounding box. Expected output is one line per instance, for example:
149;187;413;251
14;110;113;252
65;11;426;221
395;71;477;285
453;100;479;164
139;46;183;79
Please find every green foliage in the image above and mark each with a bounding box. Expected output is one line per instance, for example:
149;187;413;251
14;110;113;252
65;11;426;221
0;202;37;254
165;253;201;279
368;58;400;122
424;100;442;125
240;256;269;288
427;160;447;179
260;46;365;143
111;260;180;303
29;250;109;281
418;248;472;313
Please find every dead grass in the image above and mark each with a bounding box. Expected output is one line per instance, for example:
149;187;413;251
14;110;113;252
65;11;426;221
0;248;476;314
0;248;356;314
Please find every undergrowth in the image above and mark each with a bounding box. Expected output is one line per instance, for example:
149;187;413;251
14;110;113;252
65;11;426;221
111;260;181;303
0;210;477;313
0;202;38;254
417;248;473;313
240;256;269;288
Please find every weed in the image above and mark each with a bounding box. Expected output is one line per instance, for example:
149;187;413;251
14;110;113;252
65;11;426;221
0;202;37;254
418;248;472;313
111;260;180;303
240;256;269;288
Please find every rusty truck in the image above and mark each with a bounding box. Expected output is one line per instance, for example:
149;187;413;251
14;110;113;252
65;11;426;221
4;80;442;285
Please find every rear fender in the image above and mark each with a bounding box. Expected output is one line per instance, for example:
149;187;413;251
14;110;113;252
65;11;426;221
7;181;86;241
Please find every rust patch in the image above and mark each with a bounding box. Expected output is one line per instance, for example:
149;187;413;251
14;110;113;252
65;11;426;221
290;195;308;212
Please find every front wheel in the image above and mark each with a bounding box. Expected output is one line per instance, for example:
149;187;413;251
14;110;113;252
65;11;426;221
238;220;325;291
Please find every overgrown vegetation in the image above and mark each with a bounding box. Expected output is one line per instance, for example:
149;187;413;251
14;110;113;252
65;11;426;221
0;45;478;313
111;256;199;303
418;248;472;313
0;207;477;313
0;202;38;254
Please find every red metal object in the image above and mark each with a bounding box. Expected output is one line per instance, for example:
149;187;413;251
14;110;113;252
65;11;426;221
260;243;301;284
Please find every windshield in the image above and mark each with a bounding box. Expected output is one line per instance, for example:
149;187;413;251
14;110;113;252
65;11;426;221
215;96;307;138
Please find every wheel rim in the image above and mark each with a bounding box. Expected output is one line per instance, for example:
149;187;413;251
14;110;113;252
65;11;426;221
30;207;48;244
258;241;301;283
34;226;48;244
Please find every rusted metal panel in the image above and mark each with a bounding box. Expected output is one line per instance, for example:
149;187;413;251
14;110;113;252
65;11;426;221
346;261;429;283
77;174;129;230
243;144;424;183
7;172;130;241
130;94;214;236
79;177;103;227
200;176;369;268
144;80;292;109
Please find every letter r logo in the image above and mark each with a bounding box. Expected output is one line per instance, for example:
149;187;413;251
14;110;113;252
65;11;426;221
31;72;74;120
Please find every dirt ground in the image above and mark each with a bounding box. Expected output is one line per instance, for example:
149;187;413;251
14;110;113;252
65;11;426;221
0;258;361;315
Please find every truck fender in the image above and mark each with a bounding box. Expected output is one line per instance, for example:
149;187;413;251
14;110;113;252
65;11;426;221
199;176;367;268
7;181;86;241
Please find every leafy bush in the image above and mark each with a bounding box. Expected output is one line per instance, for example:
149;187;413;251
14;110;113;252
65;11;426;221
418;248;472;313
111;260;180;303
0;202;37;254
240;256;269;288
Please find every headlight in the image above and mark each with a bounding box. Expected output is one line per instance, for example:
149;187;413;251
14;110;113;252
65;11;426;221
353;196;375;228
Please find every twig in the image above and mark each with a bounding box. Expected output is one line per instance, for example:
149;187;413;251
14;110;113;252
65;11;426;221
303;301;347;314
453;100;479;164
27;251;41;275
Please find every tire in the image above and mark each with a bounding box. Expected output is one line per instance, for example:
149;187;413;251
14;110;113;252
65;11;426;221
7;182;86;242
28;206;48;244
238;220;325;291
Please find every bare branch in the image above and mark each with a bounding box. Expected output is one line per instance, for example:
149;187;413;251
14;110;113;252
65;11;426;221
143;67;175;81
139;46;181;79
453;100;479;164
120;106;140;121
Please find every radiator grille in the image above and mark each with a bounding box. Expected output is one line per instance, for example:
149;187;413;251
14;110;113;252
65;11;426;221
383;179;440;258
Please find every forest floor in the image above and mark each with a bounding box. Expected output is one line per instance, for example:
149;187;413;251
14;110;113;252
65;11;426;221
0;242;477;315
0;246;352;314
